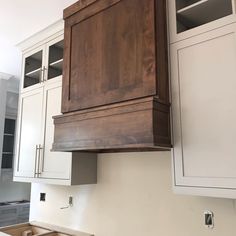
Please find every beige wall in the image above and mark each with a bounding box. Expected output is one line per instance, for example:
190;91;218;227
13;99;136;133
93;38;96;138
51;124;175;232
30;152;236;236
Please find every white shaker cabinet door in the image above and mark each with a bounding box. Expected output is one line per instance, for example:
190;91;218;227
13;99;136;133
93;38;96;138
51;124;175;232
14;88;44;178
39;80;71;180
171;23;236;198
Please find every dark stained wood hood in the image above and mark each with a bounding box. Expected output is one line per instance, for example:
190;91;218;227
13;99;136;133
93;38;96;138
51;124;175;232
52;0;171;153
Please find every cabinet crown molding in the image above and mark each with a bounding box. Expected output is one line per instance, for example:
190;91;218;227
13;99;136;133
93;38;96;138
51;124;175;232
16;20;64;53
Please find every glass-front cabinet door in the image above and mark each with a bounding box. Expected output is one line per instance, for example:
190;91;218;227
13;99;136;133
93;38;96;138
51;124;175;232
22;35;64;91
23;45;45;90
47;38;64;81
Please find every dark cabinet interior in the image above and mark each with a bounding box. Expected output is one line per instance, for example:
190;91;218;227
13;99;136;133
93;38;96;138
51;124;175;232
2;119;15;169
24;51;43;88
48;40;64;80
53;0;171;152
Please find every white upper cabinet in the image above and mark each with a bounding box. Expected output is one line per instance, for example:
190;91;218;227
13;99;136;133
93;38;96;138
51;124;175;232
171;23;236;198
168;0;236;43
40;80;71;180
14;21;97;186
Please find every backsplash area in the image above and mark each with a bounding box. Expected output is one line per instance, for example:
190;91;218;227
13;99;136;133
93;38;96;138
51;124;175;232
30;152;236;236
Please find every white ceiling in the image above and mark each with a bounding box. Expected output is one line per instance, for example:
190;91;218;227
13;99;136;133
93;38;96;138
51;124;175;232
0;0;77;77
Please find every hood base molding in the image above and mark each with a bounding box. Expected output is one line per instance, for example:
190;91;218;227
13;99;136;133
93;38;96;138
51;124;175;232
52;97;171;153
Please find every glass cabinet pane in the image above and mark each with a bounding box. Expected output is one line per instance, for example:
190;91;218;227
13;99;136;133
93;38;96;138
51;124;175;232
4;118;15;134
48;40;64;80
2;154;13;169
176;0;233;33
24;50;43;88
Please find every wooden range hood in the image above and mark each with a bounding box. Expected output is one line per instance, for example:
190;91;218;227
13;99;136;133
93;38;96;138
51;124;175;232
52;0;171;153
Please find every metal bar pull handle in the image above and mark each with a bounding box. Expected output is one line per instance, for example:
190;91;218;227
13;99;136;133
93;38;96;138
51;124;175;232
40;68;44;84
42;66;47;82
38;144;44;176
34;145;39;178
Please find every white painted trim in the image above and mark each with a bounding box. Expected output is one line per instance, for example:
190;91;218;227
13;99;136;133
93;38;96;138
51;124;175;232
13;176;72;186
17;20;64;53
173;185;236;199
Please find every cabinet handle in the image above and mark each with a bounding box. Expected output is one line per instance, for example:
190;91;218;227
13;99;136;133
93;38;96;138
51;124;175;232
38;144;44;176
40;68;44;84
43;66;47;82
34;145;39;178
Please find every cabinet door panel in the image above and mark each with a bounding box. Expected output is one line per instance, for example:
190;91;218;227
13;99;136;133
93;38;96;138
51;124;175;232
40;81;71;179
22;45;45;92
14;88;44;178
62;0;156;112
171;24;236;190
45;35;64;82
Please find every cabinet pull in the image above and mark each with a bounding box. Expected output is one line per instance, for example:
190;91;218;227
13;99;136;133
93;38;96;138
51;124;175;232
43;66;47;82
40;68;44;84
34;145;39;178
38;144;43;176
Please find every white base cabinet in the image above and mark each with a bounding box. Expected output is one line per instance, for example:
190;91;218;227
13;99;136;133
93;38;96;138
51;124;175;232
171;23;236;198
0;202;30;227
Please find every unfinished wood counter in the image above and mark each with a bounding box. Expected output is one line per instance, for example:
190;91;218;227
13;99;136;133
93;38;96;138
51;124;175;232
0;222;93;236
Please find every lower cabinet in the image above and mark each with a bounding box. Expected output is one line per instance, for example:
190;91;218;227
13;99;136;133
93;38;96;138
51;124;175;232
171;23;236;198
0;203;29;227
14;78;97;185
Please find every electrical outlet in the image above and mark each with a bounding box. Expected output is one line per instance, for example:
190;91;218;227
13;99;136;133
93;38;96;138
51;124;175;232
69;196;73;206
204;211;214;229
40;193;46;202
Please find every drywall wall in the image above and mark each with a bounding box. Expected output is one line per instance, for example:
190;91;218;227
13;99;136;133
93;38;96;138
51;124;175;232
30;152;236;236
0;180;30;202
